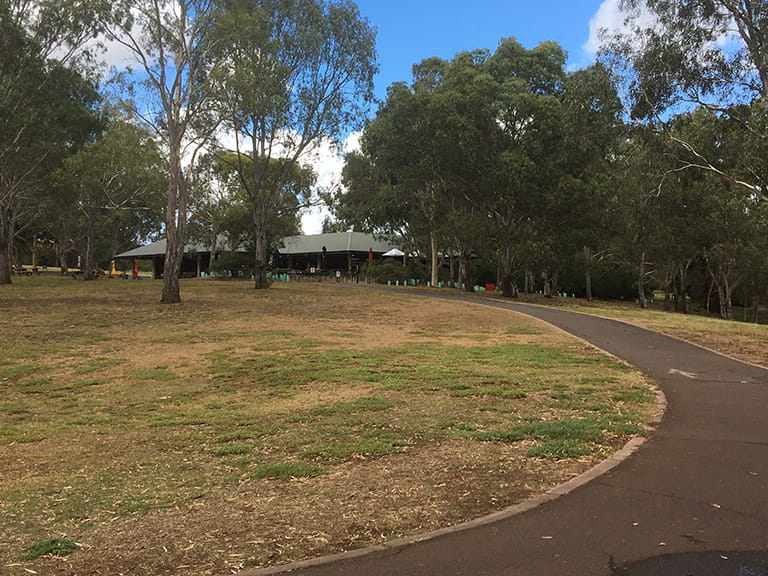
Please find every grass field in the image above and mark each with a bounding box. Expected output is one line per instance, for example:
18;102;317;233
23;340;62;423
496;292;768;368
1;277;656;575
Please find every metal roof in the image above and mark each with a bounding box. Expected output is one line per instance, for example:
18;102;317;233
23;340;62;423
116;232;399;259
114;238;240;259
278;232;399;255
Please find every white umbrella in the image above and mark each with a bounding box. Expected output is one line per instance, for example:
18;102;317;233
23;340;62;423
382;248;405;257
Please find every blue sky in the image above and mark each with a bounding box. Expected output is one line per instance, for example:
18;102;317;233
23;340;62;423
353;0;614;101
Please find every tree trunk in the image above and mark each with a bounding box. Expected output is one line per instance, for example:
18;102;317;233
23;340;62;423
717;282;733;320
677;261;689;314
57;246;69;276
161;227;184;303
84;205;97;280
663;266;673;311
716;268;734;321
752;293;760;323
160;129;187;304
0;215;12;285
252;196;270;289
584;246;593;302
430;233;438;287
524;269;535;293
458;250;473;292
499;245;516;298
638;251;648;309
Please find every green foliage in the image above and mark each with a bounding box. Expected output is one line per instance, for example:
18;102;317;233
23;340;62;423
54;111;166;276
210;251;254;276
0;1;105;283
601;0;767;118
24;537;78;559
208;0;377;288
363;261;412;284
336;37;626;298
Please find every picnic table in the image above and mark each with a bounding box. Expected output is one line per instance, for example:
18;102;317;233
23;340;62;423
13;266;38;276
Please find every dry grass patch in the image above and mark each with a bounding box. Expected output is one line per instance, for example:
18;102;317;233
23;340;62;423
0;277;655;575
498;292;768;367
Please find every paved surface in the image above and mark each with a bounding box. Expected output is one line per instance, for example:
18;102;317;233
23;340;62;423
244;294;768;576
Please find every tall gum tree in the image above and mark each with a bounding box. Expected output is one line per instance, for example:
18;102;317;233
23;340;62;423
0;0;106;285
344;79;456;288
209;0;377;289
105;0;223;303
485;39;568;297
599;0;768;196
57;114;167;279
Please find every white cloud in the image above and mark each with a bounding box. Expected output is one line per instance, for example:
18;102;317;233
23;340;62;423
583;0;660;57
300;132;362;234
97;35;142;71
584;0;624;56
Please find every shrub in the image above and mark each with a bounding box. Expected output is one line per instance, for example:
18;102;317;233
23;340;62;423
364;261;412;284
210;251;253;277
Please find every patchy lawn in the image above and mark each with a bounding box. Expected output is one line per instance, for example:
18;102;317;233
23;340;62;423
0;277;655;575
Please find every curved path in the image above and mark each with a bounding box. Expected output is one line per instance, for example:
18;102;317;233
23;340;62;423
244;294;768;576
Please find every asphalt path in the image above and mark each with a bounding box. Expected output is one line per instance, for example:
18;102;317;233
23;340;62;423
244;293;768;576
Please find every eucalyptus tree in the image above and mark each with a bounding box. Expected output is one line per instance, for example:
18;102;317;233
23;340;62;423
611;130;670;308
0;0;107;284
559;63;625;300
57;114;166;279
203;151;308;257
105;0;224;302
600;0;768;196
187;151;251;258
344;76;465;287
339;39;624;297
209;0;377;289
670;107;768;319
483;39;569;297
338;52;496;289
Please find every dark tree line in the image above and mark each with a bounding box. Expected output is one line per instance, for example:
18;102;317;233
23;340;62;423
334;0;768;321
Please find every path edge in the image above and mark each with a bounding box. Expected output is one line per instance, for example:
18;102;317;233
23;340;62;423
238;298;668;576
